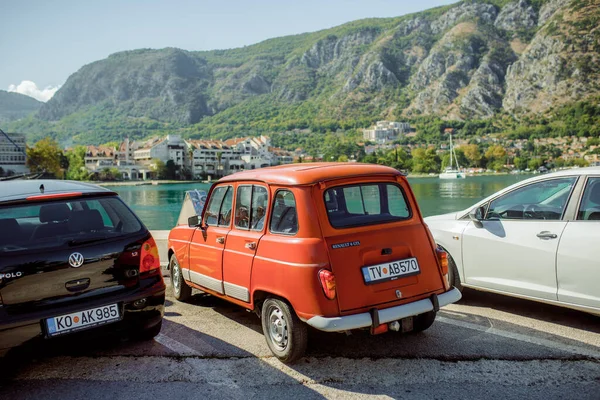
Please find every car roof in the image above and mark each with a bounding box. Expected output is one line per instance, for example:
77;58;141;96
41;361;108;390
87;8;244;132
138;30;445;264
216;163;404;185
0;180;115;203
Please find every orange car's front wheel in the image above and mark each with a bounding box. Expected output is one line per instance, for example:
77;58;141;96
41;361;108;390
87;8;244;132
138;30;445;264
170;255;192;302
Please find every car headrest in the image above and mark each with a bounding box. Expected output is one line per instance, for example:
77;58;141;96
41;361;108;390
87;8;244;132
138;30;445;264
68;210;104;232
588;183;600;205
588;212;600;221
39;203;71;223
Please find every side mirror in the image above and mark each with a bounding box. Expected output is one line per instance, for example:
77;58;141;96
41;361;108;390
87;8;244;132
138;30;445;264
468;206;485;227
188;215;200;227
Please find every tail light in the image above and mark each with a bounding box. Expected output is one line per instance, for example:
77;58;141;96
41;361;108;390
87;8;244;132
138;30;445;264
318;269;336;300
140;237;161;273
436;246;451;290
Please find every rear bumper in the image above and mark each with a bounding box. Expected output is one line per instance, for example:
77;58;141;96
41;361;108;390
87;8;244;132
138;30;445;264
0;275;165;353
306;287;461;332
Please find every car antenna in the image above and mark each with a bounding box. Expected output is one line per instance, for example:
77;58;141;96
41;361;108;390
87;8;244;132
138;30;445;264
40;184;45;193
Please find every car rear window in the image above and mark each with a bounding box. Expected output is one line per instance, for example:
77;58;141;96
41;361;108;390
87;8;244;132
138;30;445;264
324;183;411;228
0;196;143;252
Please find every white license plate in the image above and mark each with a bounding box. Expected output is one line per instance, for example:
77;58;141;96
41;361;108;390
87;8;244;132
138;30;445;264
46;304;120;337
362;257;420;284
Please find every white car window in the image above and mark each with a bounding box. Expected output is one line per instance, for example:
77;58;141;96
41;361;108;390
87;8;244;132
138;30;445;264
577;177;600;220
486;177;576;221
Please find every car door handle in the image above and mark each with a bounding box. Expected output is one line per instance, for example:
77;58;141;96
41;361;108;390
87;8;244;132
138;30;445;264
216;237;225;244
536;231;557;239
245;242;256;250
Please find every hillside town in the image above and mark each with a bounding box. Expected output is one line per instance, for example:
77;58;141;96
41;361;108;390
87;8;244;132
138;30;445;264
2;120;599;180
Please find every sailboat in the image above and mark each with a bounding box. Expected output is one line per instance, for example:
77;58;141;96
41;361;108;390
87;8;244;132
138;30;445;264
439;132;466;179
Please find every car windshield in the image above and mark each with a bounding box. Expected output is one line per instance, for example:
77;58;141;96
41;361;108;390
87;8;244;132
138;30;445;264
0;196;143;252
324;183;411;228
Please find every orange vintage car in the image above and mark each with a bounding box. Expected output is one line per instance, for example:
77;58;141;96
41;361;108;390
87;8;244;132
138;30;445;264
167;163;461;362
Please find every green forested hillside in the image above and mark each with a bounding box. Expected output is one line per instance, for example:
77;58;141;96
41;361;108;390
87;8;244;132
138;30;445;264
7;0;600;145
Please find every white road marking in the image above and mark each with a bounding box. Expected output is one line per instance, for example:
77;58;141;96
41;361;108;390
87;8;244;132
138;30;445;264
154;333;200;356
437;316;600;359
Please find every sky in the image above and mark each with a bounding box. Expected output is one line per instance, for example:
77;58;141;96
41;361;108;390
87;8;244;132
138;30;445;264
1;0;458;102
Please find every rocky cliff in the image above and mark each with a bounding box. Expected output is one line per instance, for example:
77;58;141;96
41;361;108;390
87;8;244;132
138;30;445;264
22;0;600;142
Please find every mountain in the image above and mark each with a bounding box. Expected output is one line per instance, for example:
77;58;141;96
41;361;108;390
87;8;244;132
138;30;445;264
10;0;600;144
0;90;42;123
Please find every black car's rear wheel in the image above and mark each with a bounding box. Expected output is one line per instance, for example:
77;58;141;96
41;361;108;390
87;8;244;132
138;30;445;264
170;255;192;301
261;298;307;364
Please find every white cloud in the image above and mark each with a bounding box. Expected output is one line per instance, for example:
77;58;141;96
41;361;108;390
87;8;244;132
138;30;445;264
7;80;61;102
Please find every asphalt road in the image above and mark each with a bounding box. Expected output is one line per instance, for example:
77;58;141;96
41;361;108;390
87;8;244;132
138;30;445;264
1;279;599;399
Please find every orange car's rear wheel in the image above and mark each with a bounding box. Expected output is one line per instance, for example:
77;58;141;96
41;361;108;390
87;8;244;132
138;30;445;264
261;298;307;364
170;255;192;302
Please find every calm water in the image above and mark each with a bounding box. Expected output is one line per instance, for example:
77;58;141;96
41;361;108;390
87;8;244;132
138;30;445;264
111;175;530;230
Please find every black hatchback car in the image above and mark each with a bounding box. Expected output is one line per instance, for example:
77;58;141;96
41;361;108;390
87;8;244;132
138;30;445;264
0;180;165;355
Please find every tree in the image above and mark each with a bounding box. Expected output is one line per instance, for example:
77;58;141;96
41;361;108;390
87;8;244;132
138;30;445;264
411;148;441;173
528;158;543;170
514;157;529;171
66;146;89;180
460;144;482;167
26;138;63;177
484;145;507;170
151;159;167;179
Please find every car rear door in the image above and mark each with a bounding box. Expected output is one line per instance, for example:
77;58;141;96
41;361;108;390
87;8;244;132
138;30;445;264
316;177;445;313
556;176;600;309
461;177;577;300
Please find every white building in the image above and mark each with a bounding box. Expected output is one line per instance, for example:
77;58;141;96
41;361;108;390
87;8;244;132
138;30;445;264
133;135;187;169
186;135;293;179
363;121;410;143
0;132;29;175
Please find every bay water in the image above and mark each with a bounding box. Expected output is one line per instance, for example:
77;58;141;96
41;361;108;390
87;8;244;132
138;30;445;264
111;174;529;230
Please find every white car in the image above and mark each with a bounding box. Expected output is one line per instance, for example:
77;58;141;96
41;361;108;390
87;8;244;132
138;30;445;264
425;167;600;315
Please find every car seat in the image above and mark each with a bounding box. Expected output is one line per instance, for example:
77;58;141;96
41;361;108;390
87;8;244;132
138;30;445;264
68;209;105;233
31;203;71;239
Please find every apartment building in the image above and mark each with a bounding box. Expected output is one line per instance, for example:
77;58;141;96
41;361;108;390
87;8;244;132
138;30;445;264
0;132;29;175
363;121;411;143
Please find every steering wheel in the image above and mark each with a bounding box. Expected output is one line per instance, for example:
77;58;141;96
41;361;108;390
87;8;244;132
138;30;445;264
523;204;539;220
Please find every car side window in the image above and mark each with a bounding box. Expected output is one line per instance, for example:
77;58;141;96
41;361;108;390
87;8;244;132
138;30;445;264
235;186;252;229
218;187;233;227
577;177;600;220
235;185;268;230
270;190;298;235
487;177;576;221
204;186;228;226
250;186;268;231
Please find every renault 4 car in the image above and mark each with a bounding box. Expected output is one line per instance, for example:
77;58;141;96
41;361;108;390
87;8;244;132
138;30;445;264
0;180;165;356
168;163;461;363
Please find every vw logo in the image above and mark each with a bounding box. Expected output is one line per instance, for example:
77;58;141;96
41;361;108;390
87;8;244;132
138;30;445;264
395;290;402;299
68;252;85;268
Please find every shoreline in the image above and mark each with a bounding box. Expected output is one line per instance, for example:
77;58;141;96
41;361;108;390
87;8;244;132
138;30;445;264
97;180;213;187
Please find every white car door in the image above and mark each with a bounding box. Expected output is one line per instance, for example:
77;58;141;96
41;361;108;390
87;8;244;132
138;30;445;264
461;177;578;301
557;176;600;309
